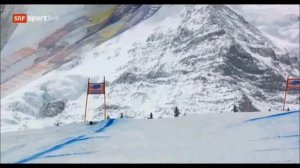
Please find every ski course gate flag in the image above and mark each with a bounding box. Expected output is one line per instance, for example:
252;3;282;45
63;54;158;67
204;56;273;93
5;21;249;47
88;83;105;94
84;77;108;122
287;78;300;90
282;76;300;110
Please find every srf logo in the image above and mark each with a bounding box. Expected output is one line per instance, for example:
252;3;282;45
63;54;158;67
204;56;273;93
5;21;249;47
12;14;27;23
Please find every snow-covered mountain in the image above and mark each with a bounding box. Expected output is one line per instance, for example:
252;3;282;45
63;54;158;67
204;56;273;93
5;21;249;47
228;5;299;62
1;5;299;133
228;5;299;43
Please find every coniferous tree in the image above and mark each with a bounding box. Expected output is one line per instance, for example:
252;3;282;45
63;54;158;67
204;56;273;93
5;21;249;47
233;105;238;112
174;106;180;117
149;113;153;119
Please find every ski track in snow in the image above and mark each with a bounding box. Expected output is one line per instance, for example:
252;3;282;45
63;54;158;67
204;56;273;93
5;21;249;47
1;111;298;163
43;151;95;158
16;119;116;163
244;110;299;122
255;148;299;152
249;134;300;141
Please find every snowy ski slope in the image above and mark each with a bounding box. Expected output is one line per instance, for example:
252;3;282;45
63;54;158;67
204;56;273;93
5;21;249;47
1;110;299;163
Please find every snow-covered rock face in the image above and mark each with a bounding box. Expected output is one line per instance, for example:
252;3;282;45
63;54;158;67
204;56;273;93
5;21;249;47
229;5;299;45
1;5;299;132
2;75;86;118
228;5;300;69
108;5;298;116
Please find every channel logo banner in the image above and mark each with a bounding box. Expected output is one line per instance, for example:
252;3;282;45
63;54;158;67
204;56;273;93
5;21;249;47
12;13;59;23
12;14;27;23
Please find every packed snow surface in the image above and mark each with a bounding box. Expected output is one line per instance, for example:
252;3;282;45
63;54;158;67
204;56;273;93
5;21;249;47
1;110;299;163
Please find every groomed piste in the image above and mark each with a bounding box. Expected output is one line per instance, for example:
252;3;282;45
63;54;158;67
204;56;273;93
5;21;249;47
1;110;299;163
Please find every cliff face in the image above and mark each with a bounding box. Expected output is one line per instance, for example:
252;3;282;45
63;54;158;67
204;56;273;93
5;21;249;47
105;5;298;115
